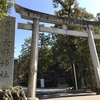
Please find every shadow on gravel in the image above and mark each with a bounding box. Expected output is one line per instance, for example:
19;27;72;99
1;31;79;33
37;91;96;99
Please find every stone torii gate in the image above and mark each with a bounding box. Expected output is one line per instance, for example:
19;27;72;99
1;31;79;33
15;4;100;100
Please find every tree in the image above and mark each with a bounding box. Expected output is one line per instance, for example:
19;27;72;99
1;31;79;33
17;33;54;86
38;33;53;77
0;0;15;19
52;0;95;88
17;38;31;85
53;0;94;20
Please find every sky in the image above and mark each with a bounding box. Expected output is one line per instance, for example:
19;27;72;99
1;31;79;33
10;0;100;58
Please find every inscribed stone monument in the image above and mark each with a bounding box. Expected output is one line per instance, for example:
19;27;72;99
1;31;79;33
0;16;15;89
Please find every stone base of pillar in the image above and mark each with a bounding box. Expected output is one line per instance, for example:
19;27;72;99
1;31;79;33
27;97;39;100
96;88;100;94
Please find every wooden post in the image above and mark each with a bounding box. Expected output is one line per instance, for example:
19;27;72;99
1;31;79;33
73;63;78;90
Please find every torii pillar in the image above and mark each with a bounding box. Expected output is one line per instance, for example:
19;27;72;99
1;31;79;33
87;27;100;93
27;18;39;100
